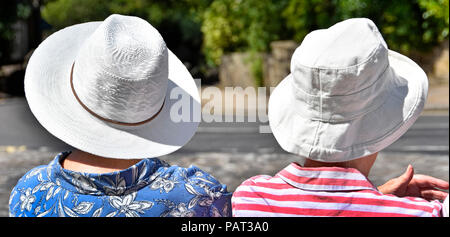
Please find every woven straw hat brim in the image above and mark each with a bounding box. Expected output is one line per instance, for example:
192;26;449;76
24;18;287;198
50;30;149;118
25;22;200;159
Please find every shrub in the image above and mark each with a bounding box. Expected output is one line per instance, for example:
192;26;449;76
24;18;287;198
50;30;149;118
282;0;449;54
201;0;289;66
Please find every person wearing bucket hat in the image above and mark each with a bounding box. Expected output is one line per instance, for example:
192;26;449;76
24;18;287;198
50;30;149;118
232;18;448;217
9;14;231;217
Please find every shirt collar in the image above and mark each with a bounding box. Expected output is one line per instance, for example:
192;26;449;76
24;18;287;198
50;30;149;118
276;162;377;192
49;151;169;196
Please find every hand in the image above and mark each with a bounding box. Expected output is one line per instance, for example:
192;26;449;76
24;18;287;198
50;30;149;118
377;165;449;201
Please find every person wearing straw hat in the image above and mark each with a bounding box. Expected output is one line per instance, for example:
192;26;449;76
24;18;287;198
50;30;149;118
232;18;449;217
9;14;231;217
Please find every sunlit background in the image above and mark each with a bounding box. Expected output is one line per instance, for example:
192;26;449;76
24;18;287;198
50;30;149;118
0;0;448;217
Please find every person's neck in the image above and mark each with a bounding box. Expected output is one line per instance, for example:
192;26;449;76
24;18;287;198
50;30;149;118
61;150;141;174
303;153;378;177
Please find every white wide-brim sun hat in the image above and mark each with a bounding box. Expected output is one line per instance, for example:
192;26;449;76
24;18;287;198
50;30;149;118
25;14;200;159
269;18;428;162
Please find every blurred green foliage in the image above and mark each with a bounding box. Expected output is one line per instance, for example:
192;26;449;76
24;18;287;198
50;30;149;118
204;0;449;65
42;0;211;29
202;0;290;66
41;0;213;79
0;0;32;64
201;0;448;83
418;0;449;42
41;0;111;27
1;0;448;82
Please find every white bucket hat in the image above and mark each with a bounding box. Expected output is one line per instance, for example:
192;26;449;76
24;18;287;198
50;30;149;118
25;14;200;159
268;18;428;162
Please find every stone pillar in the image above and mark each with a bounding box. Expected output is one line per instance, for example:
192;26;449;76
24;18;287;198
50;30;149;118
432;40;449;85
263;41;298;88
219;52;265;87
219;41;299;88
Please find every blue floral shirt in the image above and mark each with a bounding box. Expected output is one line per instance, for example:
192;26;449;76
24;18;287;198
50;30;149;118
9;152;232;217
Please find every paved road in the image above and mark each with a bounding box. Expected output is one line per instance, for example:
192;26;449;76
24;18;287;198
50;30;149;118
1;98;448;154
0;98;448;216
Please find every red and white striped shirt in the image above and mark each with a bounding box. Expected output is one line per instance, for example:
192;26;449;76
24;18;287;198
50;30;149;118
232;163;447;217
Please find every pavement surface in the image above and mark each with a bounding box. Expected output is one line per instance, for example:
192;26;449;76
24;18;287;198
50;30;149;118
0;98;448;217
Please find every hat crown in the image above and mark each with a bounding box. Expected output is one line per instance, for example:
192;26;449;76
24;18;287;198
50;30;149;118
72;14;168;124
294;18;387;69
291;18;389;97
289;18;393;122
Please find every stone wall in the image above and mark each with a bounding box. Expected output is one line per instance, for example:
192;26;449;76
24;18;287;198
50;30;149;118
263;41;298;88
219;39;449;88
399;39;449;86
219;52;267;87
431;40;449;84
219;41;299;88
